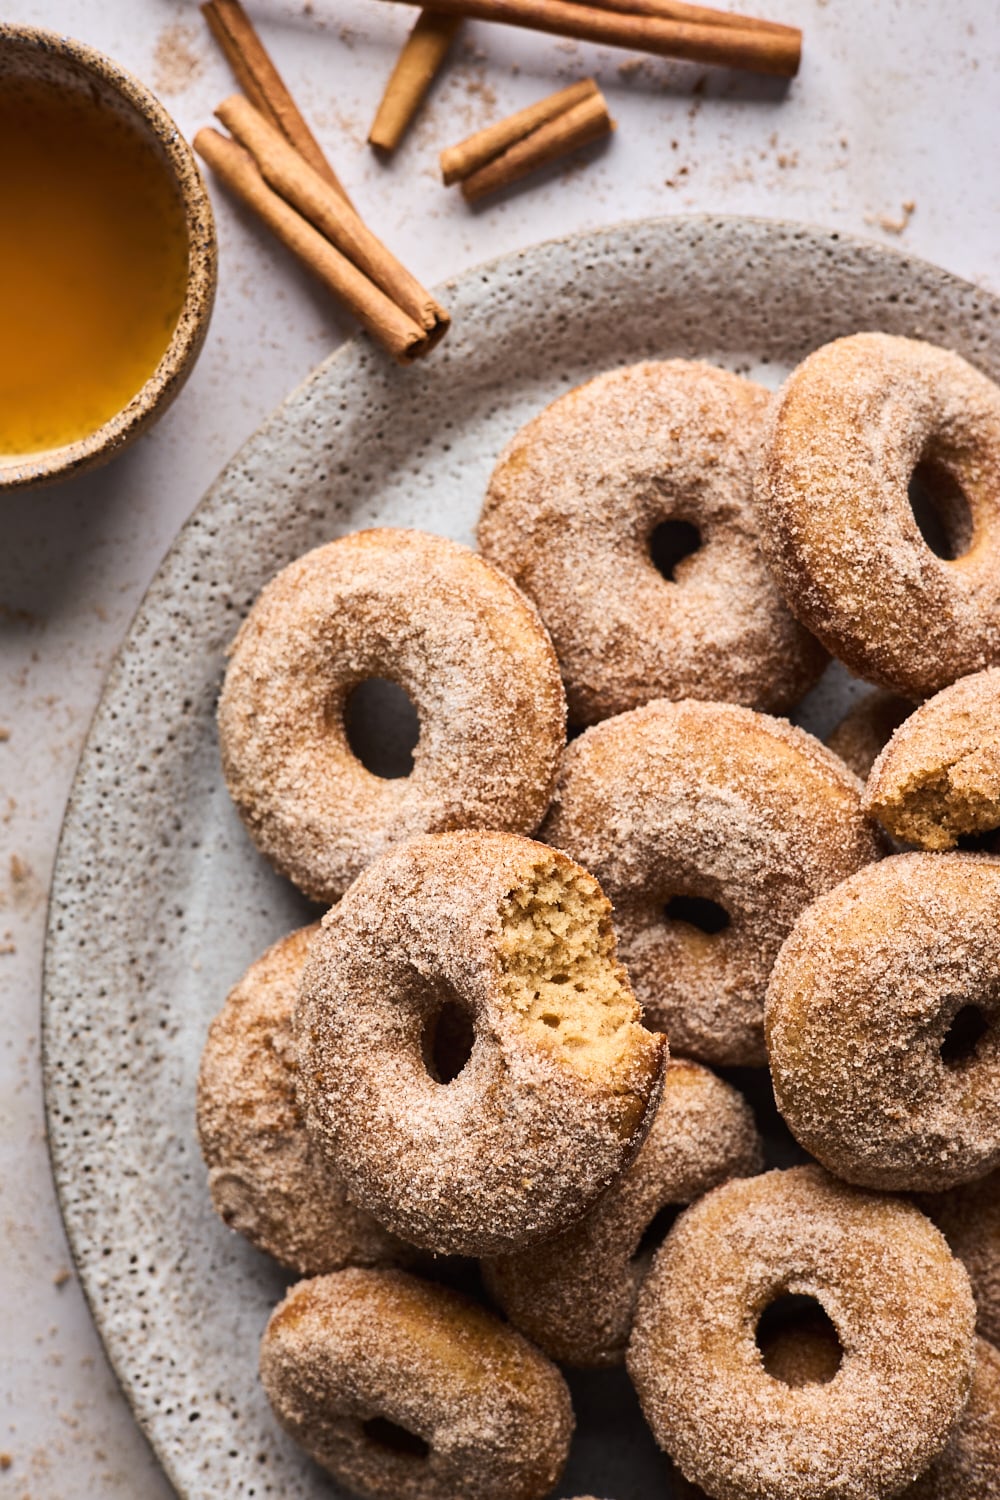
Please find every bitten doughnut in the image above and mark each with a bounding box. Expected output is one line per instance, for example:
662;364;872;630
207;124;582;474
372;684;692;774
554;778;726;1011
196;926;407;1276
260;1268;573;1500
542;699;881;1066
922;1168;1000;1347
826;688;914;780
296;831;666;1256
863;668;1000;848
668;1335;1000;1500
218;528;566;903
766;853;1000;1192
627;1165;976;1500
483;1058;763;1366
477;360;827;727
754;333;1000;699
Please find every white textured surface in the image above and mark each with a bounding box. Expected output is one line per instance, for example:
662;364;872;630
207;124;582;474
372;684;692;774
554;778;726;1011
2;2;1000;1497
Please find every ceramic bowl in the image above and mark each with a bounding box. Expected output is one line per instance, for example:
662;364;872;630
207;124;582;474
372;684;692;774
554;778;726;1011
0;24;217;491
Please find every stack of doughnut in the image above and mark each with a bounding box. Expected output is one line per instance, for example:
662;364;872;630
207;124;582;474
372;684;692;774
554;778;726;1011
198;332;1000;1500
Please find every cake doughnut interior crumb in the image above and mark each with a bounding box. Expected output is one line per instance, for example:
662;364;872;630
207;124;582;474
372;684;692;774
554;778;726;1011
498;862;640;1078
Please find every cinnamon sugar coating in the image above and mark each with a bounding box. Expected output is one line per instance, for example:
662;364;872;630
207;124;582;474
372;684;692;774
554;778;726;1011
260;1268;573;1500
826;688;914;780
483;1058;763;1366
627;1165;976;1500
754;333;1000;699
477;360;826;728
864;668;1000;849
196;926;408;1276
296;831;667;1257
218;528;566;903
542;700;882;1066
670;1334;1000;1500
921;1168;1000;1348
766;853;1000;1192
906;1337;1000;1500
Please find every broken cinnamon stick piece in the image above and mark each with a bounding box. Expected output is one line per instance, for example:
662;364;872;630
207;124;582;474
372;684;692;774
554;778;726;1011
452;88;614;204
193;128;431;363
370;0;802;78
217;95;449;343
369;9;463;153
201;0;353;204
440;77;598;185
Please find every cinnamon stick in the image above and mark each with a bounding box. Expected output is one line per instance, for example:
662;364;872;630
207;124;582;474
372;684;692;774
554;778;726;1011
193;128;431;363
583;0;796;38
217;96;448;343
441;78;598;185
201;0;353;204
457;89;614;203
369;10;463;153
370;0;802;76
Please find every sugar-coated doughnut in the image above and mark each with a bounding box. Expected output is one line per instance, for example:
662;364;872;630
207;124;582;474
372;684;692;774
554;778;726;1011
627;1165;976;1500
477;361;827;727
754;333;1000;699
669;1335;1000;1500
218;528;566;903
260;1268;573;1500
826;687;914;780
196;926;407;1276
296;831;666;1256
907;1338;1000;1500
766;853;1000;1191
541;699;881;1066
921;1168;1000;1348
483;1058;763;1366
863;668;1000;849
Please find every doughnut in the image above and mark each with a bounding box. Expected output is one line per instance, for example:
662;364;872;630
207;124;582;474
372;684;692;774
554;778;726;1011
766;853;1000;1191
626;1165;976;1500
753;333;1000;700
906;1338;1000;1500
483;1058;763;1366
826;687;914;780
296;830;667;1256
260;1267;573;1500
541;699;882;1066
863;668;1000;849
218;527;566;903
477;360;827;728
668;1335;1000;1500
196;925;408;1276
921;1168;1000;1347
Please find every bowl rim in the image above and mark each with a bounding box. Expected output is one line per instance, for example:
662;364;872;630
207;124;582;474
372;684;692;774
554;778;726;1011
0;22;217;491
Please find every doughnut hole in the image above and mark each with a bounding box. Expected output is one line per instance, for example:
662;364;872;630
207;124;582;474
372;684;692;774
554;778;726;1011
941;1004;992;1069
497;862;644;1085
664;894;730;937
649;518;701;582
423;994;476;1085
343;676;420;779
362;1415;430;1459
631;1202;683;1264
908;454;975;561
755;1293;844;1387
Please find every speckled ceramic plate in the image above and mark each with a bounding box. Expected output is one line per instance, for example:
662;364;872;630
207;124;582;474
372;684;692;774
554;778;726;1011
44;217;1000;1500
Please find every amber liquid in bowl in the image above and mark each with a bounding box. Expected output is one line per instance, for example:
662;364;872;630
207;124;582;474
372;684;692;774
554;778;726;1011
0;75;190;456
